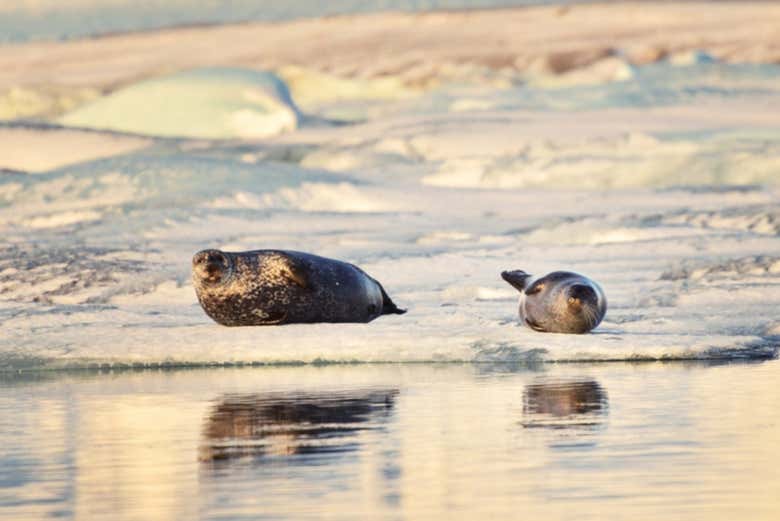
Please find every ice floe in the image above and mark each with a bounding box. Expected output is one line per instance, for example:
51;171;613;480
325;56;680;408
59;68;301;139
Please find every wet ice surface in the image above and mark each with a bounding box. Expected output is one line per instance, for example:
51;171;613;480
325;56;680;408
2;59;780;367
1;362;779;520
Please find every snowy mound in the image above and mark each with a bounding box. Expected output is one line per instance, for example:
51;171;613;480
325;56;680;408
59;68;301;139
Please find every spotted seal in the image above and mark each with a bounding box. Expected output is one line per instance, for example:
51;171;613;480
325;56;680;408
501;270;606;334
193;249;406;326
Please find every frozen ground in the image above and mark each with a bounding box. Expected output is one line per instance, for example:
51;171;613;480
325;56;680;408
1;3;779;368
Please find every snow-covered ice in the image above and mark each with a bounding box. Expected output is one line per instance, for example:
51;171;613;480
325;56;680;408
1;4;780;368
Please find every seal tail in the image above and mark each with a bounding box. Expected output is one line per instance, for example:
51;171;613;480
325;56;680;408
379;286;407;315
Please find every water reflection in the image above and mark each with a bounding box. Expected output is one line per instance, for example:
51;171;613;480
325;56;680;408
4;363;780;521
200;389;398;463
521;379;608;430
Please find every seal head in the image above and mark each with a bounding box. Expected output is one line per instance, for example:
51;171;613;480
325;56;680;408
501;270;606;334
193;248;405;326
193;249;234;286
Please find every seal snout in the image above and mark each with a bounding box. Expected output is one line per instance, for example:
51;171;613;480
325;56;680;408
565;283;602;332
193;249;232;285
567;284;598;309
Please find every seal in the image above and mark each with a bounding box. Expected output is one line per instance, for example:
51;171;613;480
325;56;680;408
501;270;606;334
192;249;406;326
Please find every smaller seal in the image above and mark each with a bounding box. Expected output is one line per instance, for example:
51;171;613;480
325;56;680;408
501;270;606;334
193;249;406;326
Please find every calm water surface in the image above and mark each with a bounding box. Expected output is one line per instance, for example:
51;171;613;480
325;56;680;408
1;361;778;520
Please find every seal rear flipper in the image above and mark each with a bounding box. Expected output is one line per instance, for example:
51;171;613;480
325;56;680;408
501;270;531;292
379;285;406;315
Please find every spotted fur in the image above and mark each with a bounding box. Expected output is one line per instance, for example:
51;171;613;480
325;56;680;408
193;249;405;326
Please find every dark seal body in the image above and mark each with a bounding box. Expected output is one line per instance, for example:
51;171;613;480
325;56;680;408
193;249;405;326
501;270;607;334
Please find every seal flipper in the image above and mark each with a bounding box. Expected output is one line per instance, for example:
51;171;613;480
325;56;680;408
501;270;532;292
379;285;406;315
525;317;546;332
279;256;313;290
259;310;288;325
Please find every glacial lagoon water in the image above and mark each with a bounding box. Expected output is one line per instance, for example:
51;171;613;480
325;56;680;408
1;361;778;520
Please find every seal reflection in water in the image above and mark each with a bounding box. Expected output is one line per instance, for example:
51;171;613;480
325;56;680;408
199;390;397;462
501;270;607;333
521;379;608;430
192;249;406;326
